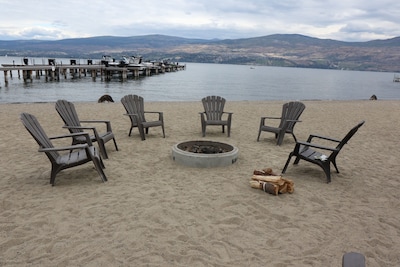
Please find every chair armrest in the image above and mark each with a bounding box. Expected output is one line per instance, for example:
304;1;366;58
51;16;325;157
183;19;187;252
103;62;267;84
144;111;164;120
260;116;281;120
62;125;101;140
223;112;233;122
199;112;205;121
260;116;281;125
79;120;113;132
307;134;341;143
39;143;88;152
49;132;93;145
63;125;96;130
144;111;163;114
79;120;110;124
296;141;338;152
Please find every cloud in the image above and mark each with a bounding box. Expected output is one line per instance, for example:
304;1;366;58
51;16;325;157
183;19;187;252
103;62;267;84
0;0;399;41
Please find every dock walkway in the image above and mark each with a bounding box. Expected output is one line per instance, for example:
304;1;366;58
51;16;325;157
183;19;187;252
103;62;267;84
0;62;185;86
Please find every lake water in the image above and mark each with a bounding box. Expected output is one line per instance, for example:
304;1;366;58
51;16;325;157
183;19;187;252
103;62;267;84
0;56;399;103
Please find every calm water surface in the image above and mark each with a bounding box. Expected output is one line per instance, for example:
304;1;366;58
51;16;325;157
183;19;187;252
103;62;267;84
0;56;399;103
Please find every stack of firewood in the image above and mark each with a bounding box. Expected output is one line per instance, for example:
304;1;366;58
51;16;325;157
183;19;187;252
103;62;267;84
249;168;294;195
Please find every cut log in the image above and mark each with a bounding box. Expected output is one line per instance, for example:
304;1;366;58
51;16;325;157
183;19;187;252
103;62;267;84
262;182;279;195
249;180;263;189
253;168;278;176
262;168;278;176
279;183;288;194
282;178;294;193
253;170;266;175
252;175;282;183
250;171;294;195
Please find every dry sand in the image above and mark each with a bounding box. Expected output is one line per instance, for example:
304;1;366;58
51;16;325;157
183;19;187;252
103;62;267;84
1;100;399;266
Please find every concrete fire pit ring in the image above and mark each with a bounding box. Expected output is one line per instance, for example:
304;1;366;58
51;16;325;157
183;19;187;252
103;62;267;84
172;140;239;168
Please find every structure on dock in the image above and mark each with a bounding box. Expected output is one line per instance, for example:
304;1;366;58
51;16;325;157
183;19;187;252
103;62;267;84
0;58;185;86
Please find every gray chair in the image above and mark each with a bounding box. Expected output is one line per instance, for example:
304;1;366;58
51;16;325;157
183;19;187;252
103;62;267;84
121;94;165;140
55;99;118;159
200;95;233;137
20;113;107;186
342;252;365;267
282;121;365;183
257;101;305;145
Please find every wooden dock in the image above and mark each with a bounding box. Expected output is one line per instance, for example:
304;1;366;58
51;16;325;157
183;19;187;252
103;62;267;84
0;61;185;86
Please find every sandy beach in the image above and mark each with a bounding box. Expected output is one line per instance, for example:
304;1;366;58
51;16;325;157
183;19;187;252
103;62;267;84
1;100;399;266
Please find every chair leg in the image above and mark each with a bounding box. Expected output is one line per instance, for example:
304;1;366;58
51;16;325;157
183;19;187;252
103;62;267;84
276;132;285;146
89;148;107;183
138;125;146;140
222;125;225;133
257;129;262;141
92;158;107;182
282;153;293;174
331;158;340;173
99;156;105;169
161;124;166;138
50;165;61;186
113;138;119;151
98;140;108;159
322;164;332;183
128;127;133;137
291;132;298;143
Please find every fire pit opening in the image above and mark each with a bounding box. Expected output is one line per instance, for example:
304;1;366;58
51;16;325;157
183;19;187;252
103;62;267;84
172;140;239;168
178;141;232;154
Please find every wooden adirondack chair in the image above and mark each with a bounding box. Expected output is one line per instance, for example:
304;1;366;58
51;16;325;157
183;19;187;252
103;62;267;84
55;99;118;159
121;94;165;140
200;95;233;137
257;101;305;145
20;113;107;186
282;121;365;183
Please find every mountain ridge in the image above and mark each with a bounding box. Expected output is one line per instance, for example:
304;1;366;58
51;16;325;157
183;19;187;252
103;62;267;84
1;34;399;72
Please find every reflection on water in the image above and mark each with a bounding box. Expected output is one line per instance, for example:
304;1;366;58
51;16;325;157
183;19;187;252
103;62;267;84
0;56;399;103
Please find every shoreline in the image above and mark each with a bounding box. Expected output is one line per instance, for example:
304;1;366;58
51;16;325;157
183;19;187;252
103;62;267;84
0;98;391;105
1;100;399;266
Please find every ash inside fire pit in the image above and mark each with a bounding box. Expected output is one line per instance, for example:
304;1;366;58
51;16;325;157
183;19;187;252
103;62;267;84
181;143;229;154
172;140;238;168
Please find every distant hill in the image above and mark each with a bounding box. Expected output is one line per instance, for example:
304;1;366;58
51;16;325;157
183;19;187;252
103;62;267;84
1;34;399;72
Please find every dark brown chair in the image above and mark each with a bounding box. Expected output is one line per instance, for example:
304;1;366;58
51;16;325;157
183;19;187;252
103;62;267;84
20;113;107;186
282;121;365;183
55;99;118;159
121;94;165;140
257;101;305;145
200;95;233;137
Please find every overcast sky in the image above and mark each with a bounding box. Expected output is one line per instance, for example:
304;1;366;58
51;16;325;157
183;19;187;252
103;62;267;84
1;0;400;42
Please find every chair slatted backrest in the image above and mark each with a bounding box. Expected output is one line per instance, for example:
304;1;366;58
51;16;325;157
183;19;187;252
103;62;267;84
336;121;365;151
202;96;226;121
20;113;59;161
55;99;82;134
121;94;146;124
279;101;306;132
